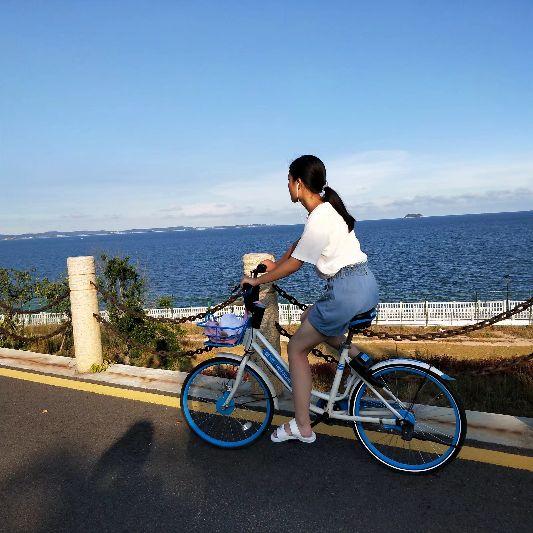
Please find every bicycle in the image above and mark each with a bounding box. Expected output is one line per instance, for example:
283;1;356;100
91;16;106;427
181;266;467;474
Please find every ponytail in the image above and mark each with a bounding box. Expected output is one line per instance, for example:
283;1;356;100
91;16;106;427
323;186;355;232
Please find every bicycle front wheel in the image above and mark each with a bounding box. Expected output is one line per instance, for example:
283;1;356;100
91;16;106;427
181;357;274;449
350;363;467;473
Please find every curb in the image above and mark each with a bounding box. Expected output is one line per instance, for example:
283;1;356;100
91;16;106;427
1;347;532;450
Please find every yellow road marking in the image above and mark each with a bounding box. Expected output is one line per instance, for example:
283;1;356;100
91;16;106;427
1;366;532;472
0;367;179;408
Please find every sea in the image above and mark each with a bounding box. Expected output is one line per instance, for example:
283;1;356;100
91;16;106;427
0;211;531;307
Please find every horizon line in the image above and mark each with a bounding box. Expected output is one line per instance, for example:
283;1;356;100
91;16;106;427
1;208;531;239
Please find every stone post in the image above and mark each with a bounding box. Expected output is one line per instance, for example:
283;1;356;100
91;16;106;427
243;253;284;396
67;256;103;373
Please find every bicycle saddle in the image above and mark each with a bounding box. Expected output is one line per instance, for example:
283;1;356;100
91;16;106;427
348;307;377;331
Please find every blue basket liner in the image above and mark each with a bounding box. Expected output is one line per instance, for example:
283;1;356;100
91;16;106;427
197;314;250;347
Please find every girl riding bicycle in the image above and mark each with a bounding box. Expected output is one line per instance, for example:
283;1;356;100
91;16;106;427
240;155;379;444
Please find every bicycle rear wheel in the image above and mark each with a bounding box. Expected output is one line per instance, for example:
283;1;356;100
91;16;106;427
181;357;274;448
349;363;466;473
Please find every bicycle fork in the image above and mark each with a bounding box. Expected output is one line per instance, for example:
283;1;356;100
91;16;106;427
222;354;251;407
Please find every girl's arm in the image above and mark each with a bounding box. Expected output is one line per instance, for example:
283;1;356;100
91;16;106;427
263;240;300;271
250;257;302;285
279;239;300;264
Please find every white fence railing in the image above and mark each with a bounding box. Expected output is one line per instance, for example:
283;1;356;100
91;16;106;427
1;300;531;327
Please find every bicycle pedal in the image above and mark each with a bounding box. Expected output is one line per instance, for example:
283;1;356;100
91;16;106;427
310;413;330;427
334;399;349;411
316;399;348;412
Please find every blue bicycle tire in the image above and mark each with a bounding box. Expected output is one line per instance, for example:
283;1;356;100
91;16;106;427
181;357;274;449
349;363;467;474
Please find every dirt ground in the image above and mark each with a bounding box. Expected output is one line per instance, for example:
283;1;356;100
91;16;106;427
182;323;533;365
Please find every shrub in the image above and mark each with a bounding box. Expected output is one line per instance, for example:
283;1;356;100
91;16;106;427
97;254;188;370
0;267;71;353
157;296;174;309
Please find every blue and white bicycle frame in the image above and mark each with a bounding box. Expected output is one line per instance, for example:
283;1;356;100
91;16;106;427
216;324;451;426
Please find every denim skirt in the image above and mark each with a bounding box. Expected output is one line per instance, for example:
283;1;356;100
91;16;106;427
307;262;379;337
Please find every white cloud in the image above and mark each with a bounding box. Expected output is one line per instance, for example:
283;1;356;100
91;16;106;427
3;149;532;233
163;202;243;218
346;187;533;219
160;150;533;224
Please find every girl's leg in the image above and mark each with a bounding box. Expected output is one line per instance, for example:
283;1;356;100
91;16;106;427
324;333;363;358
280;319;327;438
274;308;362;440
300;307;361;359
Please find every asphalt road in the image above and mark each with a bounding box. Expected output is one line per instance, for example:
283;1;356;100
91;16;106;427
1;374;532;533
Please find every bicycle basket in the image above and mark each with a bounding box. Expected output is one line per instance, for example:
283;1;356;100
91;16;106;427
196;313;250;347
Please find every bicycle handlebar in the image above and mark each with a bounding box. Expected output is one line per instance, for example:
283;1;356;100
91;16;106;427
242;283;259;311
251;263;268;276
242;262;267;313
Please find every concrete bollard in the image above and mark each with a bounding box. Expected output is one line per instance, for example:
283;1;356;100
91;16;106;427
243;253;284;396
67;256;103;373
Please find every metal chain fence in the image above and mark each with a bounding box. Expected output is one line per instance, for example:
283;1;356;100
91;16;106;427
272;284;533;374
91;282;240;325
92;282;235;358
0;292;71;344
93;313;215;361
0;320;71;343
1;273;530;375
0;292;70;315
273;284;533;340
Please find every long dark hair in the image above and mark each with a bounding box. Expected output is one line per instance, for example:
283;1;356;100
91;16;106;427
289;155;355;232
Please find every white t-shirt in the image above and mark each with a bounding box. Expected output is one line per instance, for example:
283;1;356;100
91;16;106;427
291;202;368;279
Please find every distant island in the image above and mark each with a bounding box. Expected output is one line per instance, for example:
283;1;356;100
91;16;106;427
3;210;530;242
0;224;271;242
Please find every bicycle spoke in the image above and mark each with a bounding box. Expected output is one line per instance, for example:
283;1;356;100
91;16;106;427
407;375;429;411
416;420;454;441
414;424;455;448
415;427;441;456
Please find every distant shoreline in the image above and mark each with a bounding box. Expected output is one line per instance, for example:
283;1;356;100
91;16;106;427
1;209;531;243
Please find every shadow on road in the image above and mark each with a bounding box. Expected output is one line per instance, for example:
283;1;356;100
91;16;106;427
1;405;530;532
1;420;190;532
89;420;155;493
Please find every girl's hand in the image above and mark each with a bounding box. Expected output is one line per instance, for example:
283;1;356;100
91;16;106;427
261;259;276;272
240;275;257;288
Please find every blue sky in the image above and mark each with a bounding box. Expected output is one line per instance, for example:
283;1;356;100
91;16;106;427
1;1;532;234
